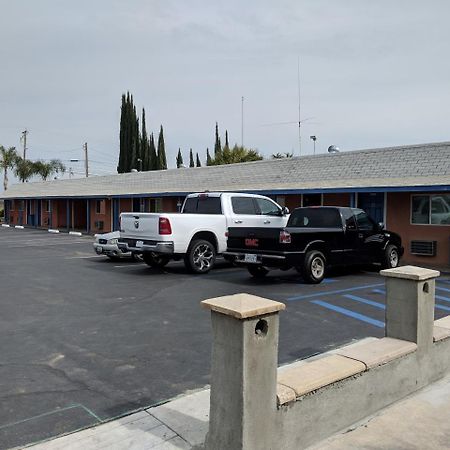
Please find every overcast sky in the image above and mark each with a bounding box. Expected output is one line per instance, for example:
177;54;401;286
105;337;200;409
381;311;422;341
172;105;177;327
1;0;449;186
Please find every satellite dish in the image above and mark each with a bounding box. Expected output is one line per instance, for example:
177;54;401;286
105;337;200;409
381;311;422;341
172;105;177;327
328;145;340;153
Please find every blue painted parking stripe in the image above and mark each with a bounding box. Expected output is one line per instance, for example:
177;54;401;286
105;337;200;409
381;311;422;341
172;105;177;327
311;300;385;328
436;295;450;303
343;294;386;310
436;286;450;293
372;288;386;295
322;278;338;284
436;303;450;312
287;283;384;302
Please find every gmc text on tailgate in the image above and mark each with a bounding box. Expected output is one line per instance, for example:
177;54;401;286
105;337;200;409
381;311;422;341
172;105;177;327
225;206;403;283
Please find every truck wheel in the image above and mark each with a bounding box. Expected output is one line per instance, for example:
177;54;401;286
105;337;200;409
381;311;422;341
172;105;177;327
184;239;216;274
143;252;170;268
301;251;326;284
131;253;143;262
382;245;400;269
247;265;269;278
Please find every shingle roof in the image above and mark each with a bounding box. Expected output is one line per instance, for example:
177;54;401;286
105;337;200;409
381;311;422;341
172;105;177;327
2;141;450;199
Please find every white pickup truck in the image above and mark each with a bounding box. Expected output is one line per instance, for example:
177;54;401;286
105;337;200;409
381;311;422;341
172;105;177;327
118;192;289;273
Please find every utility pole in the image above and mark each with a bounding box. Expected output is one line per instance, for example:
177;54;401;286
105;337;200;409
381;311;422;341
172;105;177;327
21;129;28;160
297;57;302;157
84;142;89;177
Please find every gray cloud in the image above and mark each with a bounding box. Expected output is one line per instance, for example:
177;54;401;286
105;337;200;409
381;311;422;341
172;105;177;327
1;0;449;187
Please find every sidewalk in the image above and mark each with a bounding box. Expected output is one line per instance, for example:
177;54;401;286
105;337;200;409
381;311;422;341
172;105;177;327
27;371;450;450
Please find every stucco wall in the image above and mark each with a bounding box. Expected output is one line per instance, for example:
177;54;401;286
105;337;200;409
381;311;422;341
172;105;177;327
386;192;450;265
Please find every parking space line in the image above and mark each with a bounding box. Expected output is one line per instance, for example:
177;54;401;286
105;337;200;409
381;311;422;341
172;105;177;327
287;283;384;302
436;286;450;293
436;304;450;312
310;300;385;328
435;295;450;303
372;289;386;295
343;294;386;310
0;403;101;431
65;255;105;259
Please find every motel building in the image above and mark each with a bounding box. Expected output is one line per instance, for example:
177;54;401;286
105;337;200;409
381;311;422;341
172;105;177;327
1;141;450;266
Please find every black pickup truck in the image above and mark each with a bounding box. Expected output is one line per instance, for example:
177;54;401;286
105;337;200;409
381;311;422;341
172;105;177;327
224;206;403;284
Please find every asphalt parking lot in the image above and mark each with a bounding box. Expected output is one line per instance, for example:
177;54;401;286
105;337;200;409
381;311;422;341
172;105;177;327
1;227;449;449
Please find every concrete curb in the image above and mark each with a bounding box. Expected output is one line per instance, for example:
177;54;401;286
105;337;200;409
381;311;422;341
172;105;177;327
14;225;24;229
48;229;60;234
1;224;10;228
69;231;83;236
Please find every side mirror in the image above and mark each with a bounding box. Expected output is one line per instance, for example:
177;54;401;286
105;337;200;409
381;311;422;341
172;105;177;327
378;222;385;230
281;206;290;216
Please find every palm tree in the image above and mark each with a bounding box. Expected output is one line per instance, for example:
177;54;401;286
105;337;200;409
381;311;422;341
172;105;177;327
33;159;66;181
14;157;36;183
0;146;19;191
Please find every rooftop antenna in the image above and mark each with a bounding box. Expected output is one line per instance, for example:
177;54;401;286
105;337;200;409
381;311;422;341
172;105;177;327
297;56;301;156
261;57;317;156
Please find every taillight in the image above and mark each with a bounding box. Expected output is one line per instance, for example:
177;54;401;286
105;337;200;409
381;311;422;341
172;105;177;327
279;230;291;244
159;217;172;235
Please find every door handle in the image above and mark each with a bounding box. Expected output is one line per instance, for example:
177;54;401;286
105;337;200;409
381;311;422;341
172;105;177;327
358;233;363;239
234;220;243;224
264;220;271;224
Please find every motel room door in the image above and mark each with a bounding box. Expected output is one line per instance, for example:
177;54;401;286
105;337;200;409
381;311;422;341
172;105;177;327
357;192;385;224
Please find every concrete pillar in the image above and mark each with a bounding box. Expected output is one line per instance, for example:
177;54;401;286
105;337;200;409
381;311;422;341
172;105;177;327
381;265;440;352
202;293;285;450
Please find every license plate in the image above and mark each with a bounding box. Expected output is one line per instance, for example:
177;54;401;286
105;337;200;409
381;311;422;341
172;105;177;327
244;254;257;263
136;240;144;248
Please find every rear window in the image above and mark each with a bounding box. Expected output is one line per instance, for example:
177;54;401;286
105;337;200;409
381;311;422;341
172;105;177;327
182;196;222;214
288;208;342;228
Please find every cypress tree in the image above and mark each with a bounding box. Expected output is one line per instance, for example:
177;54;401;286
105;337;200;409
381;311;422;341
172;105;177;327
118;93;127;173
176;148;184;168
149;133;157;170
225;130;229;148
214;122;222;163
189;148;195;167
196;153;201;167
141;108;150;171
130;103;139;171
206;148;212;166
157;125;167;170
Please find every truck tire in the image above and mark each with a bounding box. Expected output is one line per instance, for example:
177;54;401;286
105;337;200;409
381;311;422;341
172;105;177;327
247;265;269;278
381;244;400;269
184;239;216;274
143;252;170;268
301;250;326;284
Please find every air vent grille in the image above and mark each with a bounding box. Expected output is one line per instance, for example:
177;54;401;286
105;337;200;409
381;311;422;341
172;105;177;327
410;240;436;256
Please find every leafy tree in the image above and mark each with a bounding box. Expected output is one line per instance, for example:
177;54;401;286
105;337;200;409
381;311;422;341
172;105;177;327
176;148;184;168
149;133;157;170
157;125;167;170
0;146;19;191
189;149;195;168
196;153;201;167
209;145;263;165
141;108;150;171
14;158;36;183
214;122;222;161
33;159;66;181
206;148;212;166
271;152;293;159
118;92;140;173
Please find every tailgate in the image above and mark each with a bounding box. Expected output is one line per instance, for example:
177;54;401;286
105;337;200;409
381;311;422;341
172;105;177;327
227;227;285;253
120;213;160;239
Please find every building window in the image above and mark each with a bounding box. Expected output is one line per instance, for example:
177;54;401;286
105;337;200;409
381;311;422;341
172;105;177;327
303;194;322;207
411;194;450;225
18;200;25;211
10;200;15;211
44;200;51;212
96;200;105;215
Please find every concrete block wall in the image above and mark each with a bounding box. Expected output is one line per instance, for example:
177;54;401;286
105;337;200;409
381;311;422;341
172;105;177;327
202;266;450;450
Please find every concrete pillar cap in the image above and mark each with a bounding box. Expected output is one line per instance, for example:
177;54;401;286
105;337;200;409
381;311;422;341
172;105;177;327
380;265;440;281
201;293;285;319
